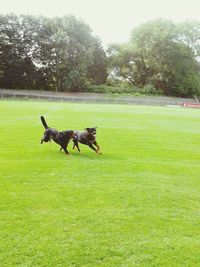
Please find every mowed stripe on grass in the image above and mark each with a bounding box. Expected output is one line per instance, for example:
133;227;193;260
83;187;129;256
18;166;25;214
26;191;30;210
0;100;200;267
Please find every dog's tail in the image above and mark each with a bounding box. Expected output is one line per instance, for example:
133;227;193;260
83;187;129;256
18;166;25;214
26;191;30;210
40;116;49;129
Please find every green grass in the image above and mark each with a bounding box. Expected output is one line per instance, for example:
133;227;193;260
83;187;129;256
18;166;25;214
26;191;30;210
0;100;200;267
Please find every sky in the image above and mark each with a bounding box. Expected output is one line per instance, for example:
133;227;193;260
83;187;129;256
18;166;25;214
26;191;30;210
1;0;200;47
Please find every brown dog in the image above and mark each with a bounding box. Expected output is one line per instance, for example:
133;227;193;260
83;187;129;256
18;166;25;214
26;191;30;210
72;127;101;154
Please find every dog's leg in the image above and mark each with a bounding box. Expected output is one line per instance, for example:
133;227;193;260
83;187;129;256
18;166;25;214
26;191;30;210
73;142;76;149
73;139;81;152
88;143;98;153
93;142;102;154
61;146;70;155
93;141;100;151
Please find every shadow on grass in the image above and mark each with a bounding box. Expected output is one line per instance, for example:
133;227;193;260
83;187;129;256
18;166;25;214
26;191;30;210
39;148;123;161
69;150;123;161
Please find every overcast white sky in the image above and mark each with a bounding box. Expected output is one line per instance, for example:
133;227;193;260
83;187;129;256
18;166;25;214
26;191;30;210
1;0;200;46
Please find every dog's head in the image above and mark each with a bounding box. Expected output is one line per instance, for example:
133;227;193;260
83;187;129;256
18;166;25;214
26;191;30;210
41;129;52;144
84;127;97;135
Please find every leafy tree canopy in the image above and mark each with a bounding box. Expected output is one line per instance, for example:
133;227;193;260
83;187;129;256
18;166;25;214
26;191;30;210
108;19;200;97
0;14;108;91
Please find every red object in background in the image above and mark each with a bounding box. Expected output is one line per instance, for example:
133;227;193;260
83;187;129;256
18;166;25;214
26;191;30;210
182;103;200;108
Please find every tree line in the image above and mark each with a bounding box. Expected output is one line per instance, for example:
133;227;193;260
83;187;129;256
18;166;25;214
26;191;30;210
0;14;200;97
0;14;107;92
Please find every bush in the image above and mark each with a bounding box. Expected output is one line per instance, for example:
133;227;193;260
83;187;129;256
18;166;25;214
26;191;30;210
86;84;164;95
86;85;134;94
140;84;163;95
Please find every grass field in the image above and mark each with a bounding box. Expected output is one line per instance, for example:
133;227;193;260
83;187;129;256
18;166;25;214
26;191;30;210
0;99;200;267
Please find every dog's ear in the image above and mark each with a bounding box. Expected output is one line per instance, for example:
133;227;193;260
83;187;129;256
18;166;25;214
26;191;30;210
84;128;90;131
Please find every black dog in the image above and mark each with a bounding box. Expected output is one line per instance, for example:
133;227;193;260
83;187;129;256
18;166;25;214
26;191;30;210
40;116;75;155
73;127;101;154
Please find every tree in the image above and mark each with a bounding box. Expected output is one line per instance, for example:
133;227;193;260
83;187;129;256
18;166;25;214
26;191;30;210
0;14;108;91
108;19;200;96
0;14;43;89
